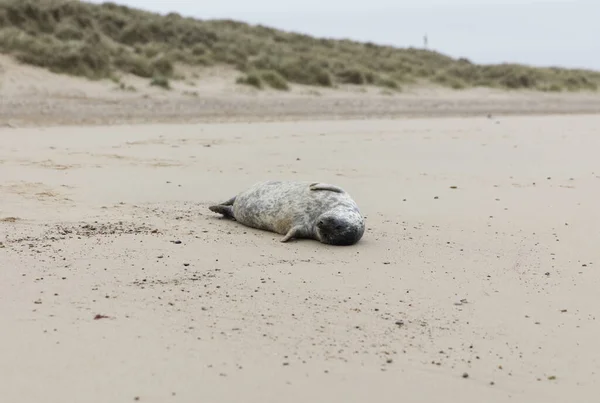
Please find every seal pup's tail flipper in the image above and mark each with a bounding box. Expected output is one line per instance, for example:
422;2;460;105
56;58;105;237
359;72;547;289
309;183;345;193
208;196;236;219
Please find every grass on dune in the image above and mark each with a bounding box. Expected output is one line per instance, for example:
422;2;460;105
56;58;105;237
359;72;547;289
0;0;599;92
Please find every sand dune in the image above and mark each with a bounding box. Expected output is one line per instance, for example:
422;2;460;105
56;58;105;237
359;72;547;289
1;112;600;402
2;54;600;128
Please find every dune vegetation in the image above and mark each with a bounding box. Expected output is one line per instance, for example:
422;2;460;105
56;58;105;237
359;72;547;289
1;0;599;92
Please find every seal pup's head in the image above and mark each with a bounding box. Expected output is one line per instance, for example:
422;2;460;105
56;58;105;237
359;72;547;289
315;207;365;246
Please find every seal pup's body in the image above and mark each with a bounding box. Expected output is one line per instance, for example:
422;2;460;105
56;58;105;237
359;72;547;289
209;180;365;245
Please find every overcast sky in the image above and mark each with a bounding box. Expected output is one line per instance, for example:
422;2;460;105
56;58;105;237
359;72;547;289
87;0;600;70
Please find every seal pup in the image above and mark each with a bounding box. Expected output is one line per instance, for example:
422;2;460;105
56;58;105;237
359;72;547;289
209;180;365;245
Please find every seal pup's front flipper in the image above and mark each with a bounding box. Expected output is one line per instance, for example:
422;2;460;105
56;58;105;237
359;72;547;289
208;196;236;219
280;225;305;242
309;183;345;193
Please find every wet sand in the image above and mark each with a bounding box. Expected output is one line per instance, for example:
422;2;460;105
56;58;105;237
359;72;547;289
1;114;600;402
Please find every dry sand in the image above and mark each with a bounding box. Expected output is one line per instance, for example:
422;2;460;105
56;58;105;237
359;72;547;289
1;58;600;403
1;54;600;128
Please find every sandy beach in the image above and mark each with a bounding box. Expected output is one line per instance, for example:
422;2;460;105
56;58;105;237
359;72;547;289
2;57;600;402
2;114;600;403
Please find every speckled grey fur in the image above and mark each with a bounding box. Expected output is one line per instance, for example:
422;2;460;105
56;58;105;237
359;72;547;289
209;180;365;245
